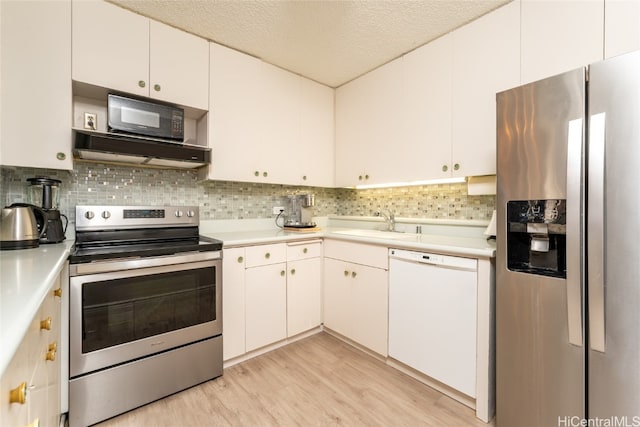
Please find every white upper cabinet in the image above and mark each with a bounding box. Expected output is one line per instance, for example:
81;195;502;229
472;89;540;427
1;0;73;170
72;0;209;110
521;0;604;85
403;34;453;181
451;0;520;178
207;42;334;185
605;0;640;59
335;57;404;187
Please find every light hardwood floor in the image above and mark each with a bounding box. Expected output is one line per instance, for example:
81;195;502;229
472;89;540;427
97;332;492;426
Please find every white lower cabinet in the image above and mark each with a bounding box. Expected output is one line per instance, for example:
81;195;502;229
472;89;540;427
323;240;389;356
0;274;63;427
222;241;322;361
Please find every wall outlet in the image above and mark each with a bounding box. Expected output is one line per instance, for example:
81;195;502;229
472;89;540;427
84;112;97;130
272;206;285;215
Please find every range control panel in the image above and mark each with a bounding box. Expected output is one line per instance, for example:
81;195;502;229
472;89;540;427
75;205;199;230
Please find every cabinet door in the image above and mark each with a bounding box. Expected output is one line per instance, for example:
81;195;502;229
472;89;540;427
222;248;246;360
207;42;264;182
298;79;335;187
149;20;209;110
403;34;453;181
72;0;149;96
351;264;389;356
259;63;301;184
245;263;287;352
452;1;520;178
1;0;72;170
287;258;322;337
521;0;604;84
605;0;640;59
335;58;404;187
323;258;352;337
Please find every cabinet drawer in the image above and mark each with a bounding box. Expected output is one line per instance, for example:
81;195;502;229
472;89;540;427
245;243;287;268
324;239;388;270
286;240;322;261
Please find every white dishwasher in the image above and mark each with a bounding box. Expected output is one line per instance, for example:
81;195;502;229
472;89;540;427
388;248;478;398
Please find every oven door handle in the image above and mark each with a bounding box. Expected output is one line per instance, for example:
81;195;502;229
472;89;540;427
70;250;221;276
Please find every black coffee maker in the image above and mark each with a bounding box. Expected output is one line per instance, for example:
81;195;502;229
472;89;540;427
27;177;68;243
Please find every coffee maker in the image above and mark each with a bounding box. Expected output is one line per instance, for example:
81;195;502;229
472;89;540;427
284;194;316;229
27;177;67;243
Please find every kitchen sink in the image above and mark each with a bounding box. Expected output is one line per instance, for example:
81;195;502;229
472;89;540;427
331;229;418;241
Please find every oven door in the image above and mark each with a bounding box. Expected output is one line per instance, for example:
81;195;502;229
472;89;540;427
70;256;221;378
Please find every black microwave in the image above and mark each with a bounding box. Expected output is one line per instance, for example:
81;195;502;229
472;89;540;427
107;94;184;141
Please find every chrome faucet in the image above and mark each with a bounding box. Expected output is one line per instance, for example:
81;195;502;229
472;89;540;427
375;210;396;232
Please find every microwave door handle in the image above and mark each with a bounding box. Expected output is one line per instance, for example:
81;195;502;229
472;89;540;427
566;118;583;347
588;112;606;353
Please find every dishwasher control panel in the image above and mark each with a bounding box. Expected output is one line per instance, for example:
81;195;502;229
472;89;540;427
389;248;477;271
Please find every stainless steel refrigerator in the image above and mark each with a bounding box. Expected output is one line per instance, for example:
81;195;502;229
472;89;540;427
496;50;640;426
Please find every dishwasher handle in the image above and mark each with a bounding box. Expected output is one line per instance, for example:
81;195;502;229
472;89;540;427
389;248;477;272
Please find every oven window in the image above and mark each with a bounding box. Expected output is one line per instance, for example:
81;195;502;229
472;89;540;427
82;266;216;353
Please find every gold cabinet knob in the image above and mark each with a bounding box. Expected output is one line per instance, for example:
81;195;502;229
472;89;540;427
344;270;349;276
365;174;370;180
442;165;448;172
290;269;296;275
53;288;62;298
303;248;308;254
280;270;285;277
265;252;271;259
40;317;52;331
454;163;460;171
27;418;40;427
358;175;363;181
56;152;66;161
237;256;244;263
263;171;268;177
254;171;260;176
48;342;57;352
302;175;307;181
154;83;161;92
45;350;56;362
9;382;27;404
138;80;146;88
351;271;357;278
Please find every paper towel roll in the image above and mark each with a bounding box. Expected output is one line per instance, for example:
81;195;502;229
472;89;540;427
484;210;497;237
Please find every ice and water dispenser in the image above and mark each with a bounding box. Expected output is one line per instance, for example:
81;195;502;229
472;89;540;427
506;200;567;278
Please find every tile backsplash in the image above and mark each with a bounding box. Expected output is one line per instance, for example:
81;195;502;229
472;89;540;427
1;163;495;224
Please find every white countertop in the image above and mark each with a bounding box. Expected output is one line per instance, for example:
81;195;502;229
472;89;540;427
0;240;73;376
203;227;496;259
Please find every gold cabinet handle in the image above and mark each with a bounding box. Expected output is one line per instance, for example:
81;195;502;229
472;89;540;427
442;165;449;172
351;271;357;278
290;269;296;275
40;317;52;331
263;171;268;177
358;175;363;181
153;83;161;92
254;171;260;177
53;288;62;298
265;252;271;259
138;80;146;88
56;152;66;161
48;342;57;352
280;270;285;277
454;163;460;171
344;270;349;276
302;175;307;181
27;418;40;427
237;256;244;263
302;247;308;254
365;174;370;180
9;382;27;404
45;350;56;362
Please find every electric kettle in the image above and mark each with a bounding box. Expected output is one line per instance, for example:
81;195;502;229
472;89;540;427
0;204;47;250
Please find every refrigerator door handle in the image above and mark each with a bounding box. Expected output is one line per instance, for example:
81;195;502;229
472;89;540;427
588;112;606;353
566;118;584;347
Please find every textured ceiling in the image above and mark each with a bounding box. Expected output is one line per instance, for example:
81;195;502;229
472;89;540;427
108;0;511;88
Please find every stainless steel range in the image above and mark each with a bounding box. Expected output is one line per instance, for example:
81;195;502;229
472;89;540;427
68;205;223;427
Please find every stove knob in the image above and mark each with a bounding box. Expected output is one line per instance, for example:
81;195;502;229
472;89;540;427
101;211;111;219
84;211;95;220
186;210;195;218
175;210;183;218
